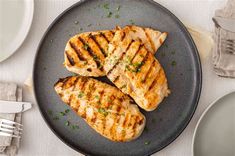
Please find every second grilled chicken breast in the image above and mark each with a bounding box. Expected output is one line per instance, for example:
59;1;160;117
104;28;170;111
64;25;167;77
54;76;146;142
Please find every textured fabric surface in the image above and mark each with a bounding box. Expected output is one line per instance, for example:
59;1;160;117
213;0;235;78
0;82;22;156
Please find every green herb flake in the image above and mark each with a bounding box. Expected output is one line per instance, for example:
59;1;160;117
161;52;166;57
80;27;83;31
71;125;79;130
165;44;168;48
144;141;150;145
103;3;109;9
98;108;108;116
87;24;92;27
107;11;113;18
65;109;70;114
120;84;127;89
83;44;89;50
115;14;120;18
60;111;66;116
78;92;84;98
144;127;149;132
171;60;177;66
95;95;100;99
47;110;53;115
53;116;59;121
65;121;70;126
129;19;135;25
74;21;79;25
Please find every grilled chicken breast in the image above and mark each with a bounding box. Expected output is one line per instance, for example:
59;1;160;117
54;76;146;142
64;25;167;77
104;28;170;111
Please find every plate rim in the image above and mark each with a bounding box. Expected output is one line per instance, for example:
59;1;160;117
33;0;202;155
0;0;34;63
192;91;235;156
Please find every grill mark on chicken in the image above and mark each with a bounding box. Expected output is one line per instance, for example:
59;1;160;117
148;68;162;91
69;41;86;61
99;32;109;43
90;34;107;57
113;75;120;83
65;51;75;66
142;60;155;83
143;28;156;52
78;37;102;70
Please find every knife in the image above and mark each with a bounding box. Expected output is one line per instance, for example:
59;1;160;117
0;100;32;113
213;17;235;32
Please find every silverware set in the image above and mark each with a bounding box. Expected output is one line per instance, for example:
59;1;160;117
0;119;23;138
222;39;235;54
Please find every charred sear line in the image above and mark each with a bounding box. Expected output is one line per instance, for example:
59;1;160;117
142;60;155;83
135;51;149;73
61;77;70;89
143;28;155;51
86;82;95;101
113;75;120;83
89;34;107;57
69;41;86;61
148;70;161;91
99;32;109;43
121;32;126;41
65;51;75;66
131;44;143;62
79;77;88;90
78;37;102;70
110;30;115;35
72;77;79;91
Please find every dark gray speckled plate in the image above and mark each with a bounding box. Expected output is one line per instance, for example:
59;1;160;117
33;0;202;155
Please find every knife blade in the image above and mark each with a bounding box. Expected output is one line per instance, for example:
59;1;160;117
0;100;32;113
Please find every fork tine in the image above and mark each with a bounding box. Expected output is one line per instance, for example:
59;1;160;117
0;127;14;133
1;119;23;127
0;127;22;135
0;132;21;138
0;124;23;131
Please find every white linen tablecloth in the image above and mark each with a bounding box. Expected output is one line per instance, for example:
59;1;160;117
1;0;235;156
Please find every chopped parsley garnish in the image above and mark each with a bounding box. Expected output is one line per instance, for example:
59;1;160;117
103;3;110;9
83;43;89;50
95;95;100;99
65;121;70;126
80;27;83;31
71;125;79;130
171;60;177;66
144;127;149;132
161;52;166;57
74;21;79;25
129;19;135;25
47;110;53;115
65;109;70;113
120;84;127;89
60;112;66;116
87;24;92;27
78;92;84;98
53;116;59;121
115;14;120;18
107;11;113;18
144;141;150;145
98;108;108;116
165;44;168;48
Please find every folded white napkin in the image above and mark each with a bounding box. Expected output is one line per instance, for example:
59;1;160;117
212;0;235;78
0;82;22;156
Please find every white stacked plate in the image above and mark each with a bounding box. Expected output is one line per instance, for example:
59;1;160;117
193;91;235;156
0;0;34;62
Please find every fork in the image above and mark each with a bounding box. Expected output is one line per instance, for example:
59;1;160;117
221;39;235;54
0;119;23;138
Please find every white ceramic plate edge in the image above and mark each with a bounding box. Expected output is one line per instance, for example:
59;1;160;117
0;0;34;62
191;90;235;156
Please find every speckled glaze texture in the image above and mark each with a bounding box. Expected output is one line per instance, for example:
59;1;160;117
33;0;202;156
